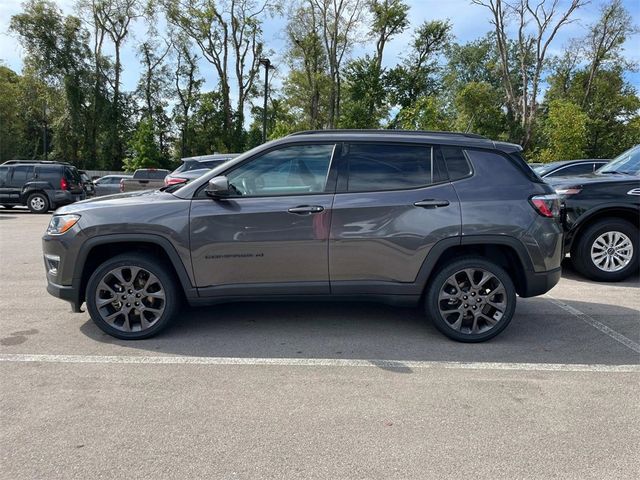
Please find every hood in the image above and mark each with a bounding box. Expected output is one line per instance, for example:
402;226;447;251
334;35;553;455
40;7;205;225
55;189;178;214
546;172;640;188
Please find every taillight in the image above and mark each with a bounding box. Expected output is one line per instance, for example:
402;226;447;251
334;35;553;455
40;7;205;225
119;179;125;192
60;177;68;190
530;194;560;218
164;177;187;186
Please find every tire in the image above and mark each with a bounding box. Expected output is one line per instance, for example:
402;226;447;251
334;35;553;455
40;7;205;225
26;192;49;213
571;219;638;282
425;256;517;342
86;253;179;339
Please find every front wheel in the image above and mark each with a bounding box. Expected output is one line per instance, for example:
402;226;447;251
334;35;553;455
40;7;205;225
571;219;638;282
86;253;179;339
425;257;517;342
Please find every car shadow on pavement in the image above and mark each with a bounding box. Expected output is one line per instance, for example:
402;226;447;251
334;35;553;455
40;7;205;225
561;258;639;288
79;295;640;368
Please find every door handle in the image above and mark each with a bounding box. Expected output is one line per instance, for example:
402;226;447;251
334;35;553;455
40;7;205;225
288;205;325;214
414;199;450;208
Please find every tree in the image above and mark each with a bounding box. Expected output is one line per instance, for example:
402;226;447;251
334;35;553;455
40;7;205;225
397;96;452;131
539;100;587;162
454;81;506;139
123;117;165;171
471;0;587;149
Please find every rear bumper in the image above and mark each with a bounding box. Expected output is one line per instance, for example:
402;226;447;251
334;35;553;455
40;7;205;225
520;266;561;298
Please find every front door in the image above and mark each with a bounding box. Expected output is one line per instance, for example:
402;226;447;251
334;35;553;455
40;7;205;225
190;143;337;297
0;166;10;204
329;142;461;293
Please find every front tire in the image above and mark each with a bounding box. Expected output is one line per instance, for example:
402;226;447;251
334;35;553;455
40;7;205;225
425;256;517;342
86;253;179;339
571;219;638;282
27;193;49;213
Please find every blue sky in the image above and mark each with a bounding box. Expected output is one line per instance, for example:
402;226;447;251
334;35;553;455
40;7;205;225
1;0;639;98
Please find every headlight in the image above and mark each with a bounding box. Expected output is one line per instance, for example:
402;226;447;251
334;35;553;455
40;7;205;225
47;214;81;235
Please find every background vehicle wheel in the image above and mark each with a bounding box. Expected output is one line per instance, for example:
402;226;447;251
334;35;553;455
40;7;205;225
26;193;49;213
86;253;179;339
425;256;517;342
571;219;638;282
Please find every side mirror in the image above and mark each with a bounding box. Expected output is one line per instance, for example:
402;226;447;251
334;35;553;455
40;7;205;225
205;175;231;198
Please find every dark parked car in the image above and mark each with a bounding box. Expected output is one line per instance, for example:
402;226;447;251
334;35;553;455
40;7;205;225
548;145;639;282
534;159;609;178
164;154;240;186
0;160;85;213
78;170;96;198
43;130;562;342
93;174;132;197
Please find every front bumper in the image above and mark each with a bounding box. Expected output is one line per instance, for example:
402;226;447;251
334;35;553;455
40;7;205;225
46;279;83;312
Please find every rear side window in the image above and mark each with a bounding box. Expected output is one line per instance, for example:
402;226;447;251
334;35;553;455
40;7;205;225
441;146;472;180
344;144;432;192
37;166;61;183
0;167;8;184
465;149;532;184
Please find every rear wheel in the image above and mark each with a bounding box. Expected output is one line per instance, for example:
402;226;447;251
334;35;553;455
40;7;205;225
26;192;49;213
86;253;179;339
571;219;638;282
425;257;517;342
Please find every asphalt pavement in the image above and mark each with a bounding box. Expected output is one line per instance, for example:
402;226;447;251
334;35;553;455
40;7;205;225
1;208;638;479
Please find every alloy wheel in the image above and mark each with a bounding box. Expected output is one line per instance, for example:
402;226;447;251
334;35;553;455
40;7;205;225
590;231;634;272
437;268;508;335
94;266;166;332
30;196;45;211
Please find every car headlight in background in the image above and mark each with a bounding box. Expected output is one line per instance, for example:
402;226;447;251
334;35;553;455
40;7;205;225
47;214;81;235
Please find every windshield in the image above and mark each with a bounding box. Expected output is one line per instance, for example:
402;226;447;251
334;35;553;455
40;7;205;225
597;145;640;175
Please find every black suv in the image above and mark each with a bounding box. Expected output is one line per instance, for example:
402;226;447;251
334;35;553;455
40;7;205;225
548;145;640;282
42;131;563;342
0;160;85;213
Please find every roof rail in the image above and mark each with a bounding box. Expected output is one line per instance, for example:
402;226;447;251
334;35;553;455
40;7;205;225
1;159;71;166
287;129;488;140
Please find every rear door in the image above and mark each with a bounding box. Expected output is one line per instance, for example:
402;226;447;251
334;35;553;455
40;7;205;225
189;143;338;296
329;142;461;293
8;166;33;201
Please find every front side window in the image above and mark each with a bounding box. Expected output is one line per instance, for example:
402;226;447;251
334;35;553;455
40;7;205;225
343;143;432;192
226;144;335;197
551;163;594;176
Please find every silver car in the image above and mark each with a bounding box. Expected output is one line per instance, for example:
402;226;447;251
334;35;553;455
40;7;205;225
93;174;132;196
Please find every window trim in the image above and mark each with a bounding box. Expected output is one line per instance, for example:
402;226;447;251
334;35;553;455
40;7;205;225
335;141;441;194
194;141;340;199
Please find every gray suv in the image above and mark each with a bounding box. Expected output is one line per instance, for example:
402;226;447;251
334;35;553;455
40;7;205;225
42;131;563;342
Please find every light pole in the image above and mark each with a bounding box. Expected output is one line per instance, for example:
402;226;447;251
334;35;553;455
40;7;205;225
258;58;272;143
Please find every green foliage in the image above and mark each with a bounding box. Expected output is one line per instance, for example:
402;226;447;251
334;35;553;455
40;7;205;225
539;100;588;163
339;56;387;128
397;96;452;131
453;82;506;139
123;117;164;171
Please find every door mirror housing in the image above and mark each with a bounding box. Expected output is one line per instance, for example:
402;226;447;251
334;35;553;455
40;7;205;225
205;175;231;198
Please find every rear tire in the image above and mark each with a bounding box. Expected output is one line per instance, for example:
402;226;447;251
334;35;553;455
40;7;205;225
425;256;517;342
26;192;49;213
86;253;179;340
571;219;638;282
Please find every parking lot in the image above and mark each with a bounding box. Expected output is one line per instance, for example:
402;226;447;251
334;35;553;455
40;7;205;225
1;208;638;479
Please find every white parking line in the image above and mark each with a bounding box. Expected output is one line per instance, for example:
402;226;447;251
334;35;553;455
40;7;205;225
545;295;640;354
0;353;637;372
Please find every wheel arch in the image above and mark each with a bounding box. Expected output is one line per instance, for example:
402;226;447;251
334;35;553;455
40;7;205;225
568;206;639;253
74;235;197;306
416;236;534;298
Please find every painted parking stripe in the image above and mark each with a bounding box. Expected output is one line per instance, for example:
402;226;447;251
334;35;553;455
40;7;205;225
545;295;640;354
0;353;637;372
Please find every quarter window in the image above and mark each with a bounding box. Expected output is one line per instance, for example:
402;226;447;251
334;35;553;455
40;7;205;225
344;144;432;192
226;144;335;196
441;146;472;180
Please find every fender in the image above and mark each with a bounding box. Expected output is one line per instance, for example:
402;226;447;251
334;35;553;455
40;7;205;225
414;234;535;289
72;233;198;301
569;203;639;232
21;182;55;203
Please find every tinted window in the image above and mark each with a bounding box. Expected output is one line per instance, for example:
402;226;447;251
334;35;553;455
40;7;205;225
36;166;61;183
0;167;8;185
227;144;334;196
65;167;82;184
465;149;529;184
441;146;472;180
344;144;432;192
550;163;594;176
9;166;33;186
